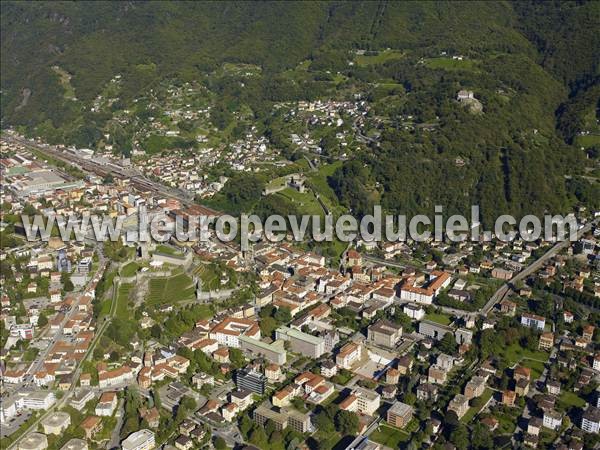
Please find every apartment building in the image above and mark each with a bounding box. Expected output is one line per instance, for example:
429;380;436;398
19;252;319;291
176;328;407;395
275;326;325;358
336;342;362;369
387;401;413;428
367;320;402;348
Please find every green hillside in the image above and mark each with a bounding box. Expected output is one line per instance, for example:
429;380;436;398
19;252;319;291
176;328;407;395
1;1;599;220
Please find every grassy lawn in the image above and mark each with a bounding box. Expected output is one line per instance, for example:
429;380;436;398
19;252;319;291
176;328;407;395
461;388;493;423
355;49;405;66
574;134;600;148
494;409;519;434
99;298;112;316
274;188;323;216
499;343;549;367
141;135;192;155
331;370;353;386
520;358;546;380
425;57;480;72
265;175;289;192
154;244;183;256
369;424;410;448
115;284;133;318
121;261;140;277
147;273;195;306
558;391;586;409
425;312;452;325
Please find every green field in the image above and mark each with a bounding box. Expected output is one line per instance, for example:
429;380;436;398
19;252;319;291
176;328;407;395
154;244;183;257
115;284;133;318
574;134;600;148
500;343;550;367
355;49;405;66
461;388;493;423
99;298;112;316
425;312;452;325
147;273;195;306
274;188;323;216
520;358;546;380
425;57;480;72
369;424;410;448
558;391;586;409
121;262;140;277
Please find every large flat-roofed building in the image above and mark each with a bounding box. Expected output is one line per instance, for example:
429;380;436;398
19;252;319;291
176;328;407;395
239;335;286;365
253;405;288;431
60;439;88;450
419;320;453;341
367;320;402;348
236;369;267;395
10;169;84;197
121;429;155;450
209;316;260;348
18;432;48;450
16;390;56;410
253;405;311;433
41;411;71;435
387;401;413;428
448;394;470;419
275;326;325;358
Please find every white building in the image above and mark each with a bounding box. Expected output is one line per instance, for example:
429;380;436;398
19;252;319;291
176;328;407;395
41;411;71;435
16;391;56;410
521;313;546;331
18;432;48;450
121;429;155;450
403;304;425;321
336;342;362;369
542;410;562;430
581;407;600;434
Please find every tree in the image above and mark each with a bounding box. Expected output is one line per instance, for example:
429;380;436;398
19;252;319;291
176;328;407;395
37;313;48;327
61;272;74;292
239;413;253;439
229;348;245;368
214;437;227;450
260;316;277;338
150;324;162;340
438;333;457;354
449;423;469;449
274;306;292;323
313;410;335;433
403;392;417;406
335;410;359;436
249;427;269;449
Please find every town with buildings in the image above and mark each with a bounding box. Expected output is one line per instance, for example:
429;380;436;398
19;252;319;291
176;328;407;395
0;131;599;450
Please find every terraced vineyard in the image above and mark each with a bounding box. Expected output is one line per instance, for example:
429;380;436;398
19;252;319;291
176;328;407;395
147;273;195;306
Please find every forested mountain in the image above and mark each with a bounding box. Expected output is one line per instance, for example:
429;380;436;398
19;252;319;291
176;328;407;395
1;1;599;221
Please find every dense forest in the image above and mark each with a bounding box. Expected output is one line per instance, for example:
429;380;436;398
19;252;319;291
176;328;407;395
1;1;599;221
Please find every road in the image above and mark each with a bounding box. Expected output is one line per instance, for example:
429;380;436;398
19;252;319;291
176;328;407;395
107;399;125;450
481;218;598;315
